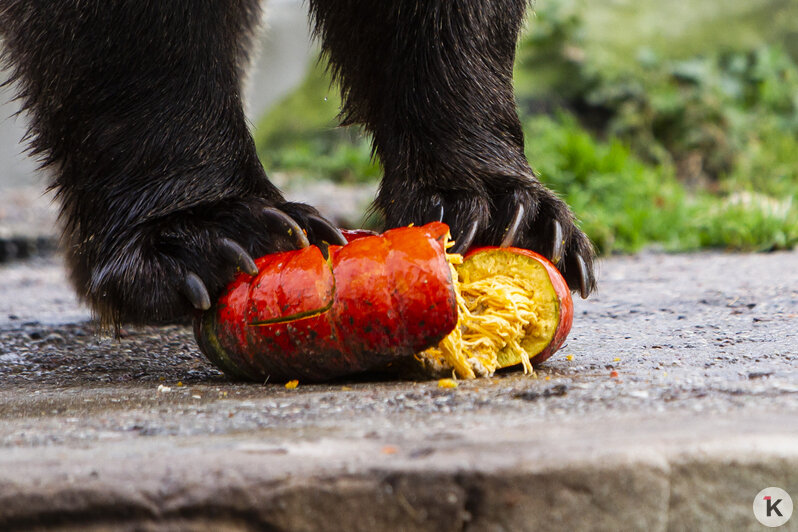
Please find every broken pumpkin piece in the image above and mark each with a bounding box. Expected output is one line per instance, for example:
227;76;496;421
418;246;573;379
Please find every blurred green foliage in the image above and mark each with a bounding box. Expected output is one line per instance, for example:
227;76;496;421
526;113;797;254
516;0;798;188
254;62;379;184
524;113;691;253
254;0;798;254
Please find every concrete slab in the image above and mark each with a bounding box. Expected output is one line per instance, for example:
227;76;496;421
1;250;797;530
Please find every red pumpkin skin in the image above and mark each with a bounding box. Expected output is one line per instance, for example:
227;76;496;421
245;247;340;380
195;222;457;382
383;225;458;350
462;246;574;365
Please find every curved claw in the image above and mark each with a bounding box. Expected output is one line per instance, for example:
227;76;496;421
183;272;211;311
262;207;310;250
500;204;525;248
426;199;445;224
550;220;564;265
306;214;347;247
219;238;258;276
575;254;590;299
451;220;479;255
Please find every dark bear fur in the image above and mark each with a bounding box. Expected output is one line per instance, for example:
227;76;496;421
0;0;595;326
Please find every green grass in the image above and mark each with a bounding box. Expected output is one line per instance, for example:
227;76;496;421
253;0;798;255
524;113;690;253
525;113;798;254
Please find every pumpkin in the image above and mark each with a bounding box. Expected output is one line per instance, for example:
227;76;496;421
194;223;572;382
194;223;457;382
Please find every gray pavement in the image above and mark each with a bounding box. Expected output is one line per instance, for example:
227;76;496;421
1;249;797;530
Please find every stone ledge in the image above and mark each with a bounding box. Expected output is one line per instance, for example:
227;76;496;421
0;420;796;531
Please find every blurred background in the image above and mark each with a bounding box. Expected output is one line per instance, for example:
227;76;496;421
2;0;797;259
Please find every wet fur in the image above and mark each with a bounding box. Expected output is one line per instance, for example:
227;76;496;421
0;0;595;326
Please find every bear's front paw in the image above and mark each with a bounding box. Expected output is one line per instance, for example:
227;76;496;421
71;199;346;325
487;184;596;298
381;182;595;299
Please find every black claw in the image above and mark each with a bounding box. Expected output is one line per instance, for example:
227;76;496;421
306;214;347;247
451;220;479;255
500;204;525;248
219;238;258;276
262;207;310;249
550;220;564;265
183;272;211;311
575;254;589;299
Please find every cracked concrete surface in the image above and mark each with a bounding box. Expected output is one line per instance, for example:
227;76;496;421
1;250;797;531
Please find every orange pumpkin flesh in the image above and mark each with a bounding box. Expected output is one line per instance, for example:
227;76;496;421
194;223;572;382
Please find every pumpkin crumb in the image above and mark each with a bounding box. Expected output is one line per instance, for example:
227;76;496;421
438;378;458;388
